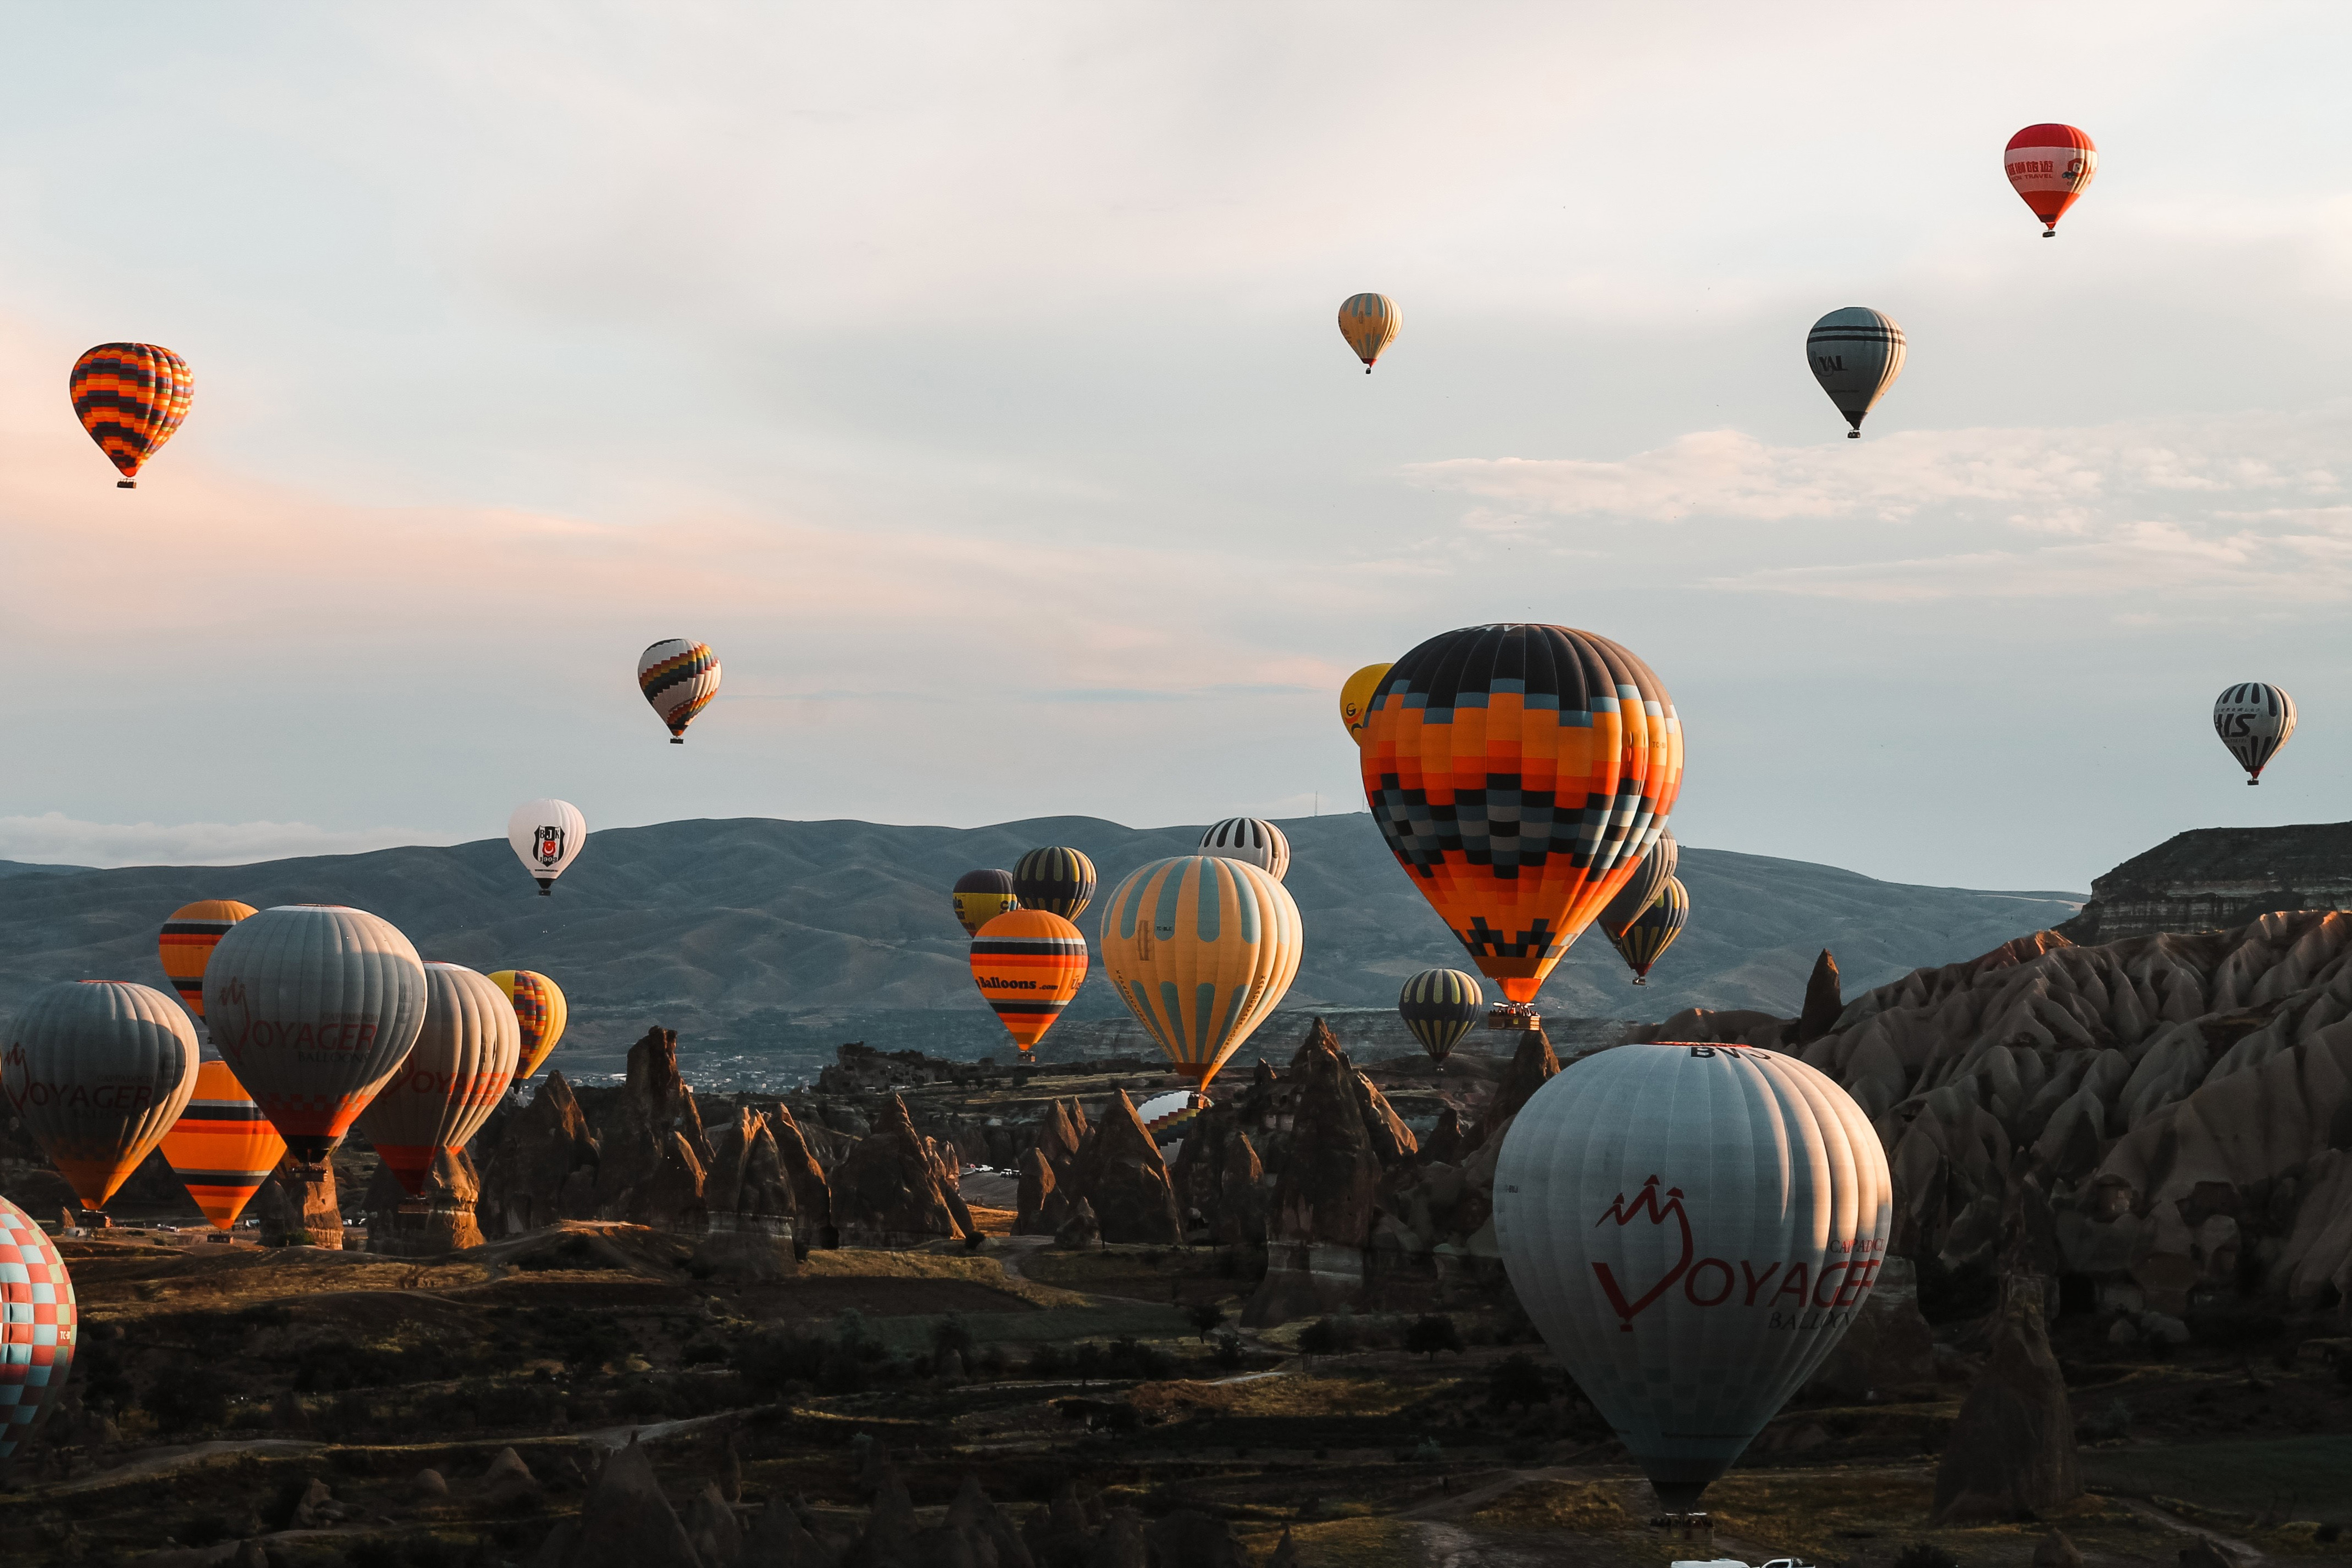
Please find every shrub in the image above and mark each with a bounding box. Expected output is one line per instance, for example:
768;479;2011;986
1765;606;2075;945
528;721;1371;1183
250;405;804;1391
1073;1343;1108;1385
1027;1342;1070;1378
932;1315;975;1361
1893;1545;1960;1568
1487;1352;1549;1411
1187;1302;1228;1343
1404;1314;1463;1361
1210;1332;1245;1372
1104;1337;1172;1380
1300;1316;1357;1358
148;1365;234;1434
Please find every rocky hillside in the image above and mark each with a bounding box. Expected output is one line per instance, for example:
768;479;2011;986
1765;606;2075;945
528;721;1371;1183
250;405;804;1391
0;813;2081;1081
2058;819;2352;944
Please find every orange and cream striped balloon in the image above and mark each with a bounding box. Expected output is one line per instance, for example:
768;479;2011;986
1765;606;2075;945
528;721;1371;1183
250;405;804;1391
1100;855;1302;1088
488;969;568;1080
160;1060;286;1231
969;909;1087;1056
70;343;192;488
158;901;257;1020
353;963;520;1196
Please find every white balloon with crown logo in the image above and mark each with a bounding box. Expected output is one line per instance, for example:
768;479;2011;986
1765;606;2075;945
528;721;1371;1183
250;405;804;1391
1493;1040;1892;1513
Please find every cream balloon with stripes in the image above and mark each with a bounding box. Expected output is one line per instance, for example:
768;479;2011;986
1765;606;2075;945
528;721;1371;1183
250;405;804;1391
1100;855;1302;1088
2212;682;2295;785
1199;817;1291;882
355;964;521;1197
1337;293;1400;373
1;981;199;1209
1805;307;1905;438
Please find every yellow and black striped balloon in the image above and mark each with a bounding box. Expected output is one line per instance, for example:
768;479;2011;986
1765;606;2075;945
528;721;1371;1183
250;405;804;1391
1398;968;1484;1064
1013;846;1097;918
1607;876;1689;984
952;868;1020;937
71;342;192;488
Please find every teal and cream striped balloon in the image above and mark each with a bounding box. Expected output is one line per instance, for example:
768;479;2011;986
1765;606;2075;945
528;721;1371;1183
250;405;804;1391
1100;855;1302;1088
1606;876;1689;985
1398;968;1483;1064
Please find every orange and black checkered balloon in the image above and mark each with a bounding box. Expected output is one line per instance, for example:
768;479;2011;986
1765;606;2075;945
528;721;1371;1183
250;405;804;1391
70;343;192;488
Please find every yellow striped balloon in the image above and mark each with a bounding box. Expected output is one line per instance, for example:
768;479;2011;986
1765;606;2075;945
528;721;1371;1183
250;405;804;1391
1397;968;1483;1064
1013;846;1097;918
488;969;568;1080
1100;855;1302;1089
1337;294;1400;373
1607;875;1689;985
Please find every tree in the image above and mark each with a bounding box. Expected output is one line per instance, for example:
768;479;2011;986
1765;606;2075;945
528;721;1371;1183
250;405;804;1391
1404;1313;1464;1362
1187;1302;1229;1343
1487;1351;1550;1411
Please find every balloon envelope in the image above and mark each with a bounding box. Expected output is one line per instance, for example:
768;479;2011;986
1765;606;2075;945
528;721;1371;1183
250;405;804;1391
1495;1042;1891;1510
70;342;191;485
638;639;721;742
1100;855;1302;1087
1134;1088;1210;1154
1805;307;1905;437
2004;123;2096;235
1337;293;1400;371
509;799;587;894
158;900;256;1021
1397;968;1483;1064
969;909;1088;1055
1358;623;1682;1004
1013;846;1097;918
1;981;198;1208
1340;662;1393;743
203;904;430;1160
356;964;520;1196
488;969;568;1080
1597;828;1677;941
951;868;1020;938
2213;682;2295;784
0;1195;76;1466
1199;817;1291;882
160;1059;286;1231
1608;875;1690;983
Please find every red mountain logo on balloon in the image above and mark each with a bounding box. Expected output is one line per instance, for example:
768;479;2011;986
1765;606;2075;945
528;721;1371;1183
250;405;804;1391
1591;1175;1694;1331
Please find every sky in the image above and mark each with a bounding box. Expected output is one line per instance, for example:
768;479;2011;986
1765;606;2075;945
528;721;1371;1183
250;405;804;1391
1;3;2349;890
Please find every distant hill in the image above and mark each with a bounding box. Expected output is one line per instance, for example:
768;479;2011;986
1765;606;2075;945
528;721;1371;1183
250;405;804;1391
2058;819;2352;944
0;814;2081;1084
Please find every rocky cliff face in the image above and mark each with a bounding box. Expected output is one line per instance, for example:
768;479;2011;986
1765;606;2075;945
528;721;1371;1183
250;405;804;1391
2058;820;2352;944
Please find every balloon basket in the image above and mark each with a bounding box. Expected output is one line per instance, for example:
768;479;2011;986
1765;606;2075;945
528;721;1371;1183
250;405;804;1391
78;1210;113;1229
1484;1003;1541;1032
1651;1511;1713;1551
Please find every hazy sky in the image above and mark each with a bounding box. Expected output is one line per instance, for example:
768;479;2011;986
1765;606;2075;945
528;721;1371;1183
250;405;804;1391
2;3;2348;889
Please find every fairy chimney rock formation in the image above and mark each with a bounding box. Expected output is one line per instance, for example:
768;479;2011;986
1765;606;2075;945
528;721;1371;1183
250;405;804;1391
1065;1090;1184;1245
1246;1019;1383;1324
1014;1145;1060;1236
1932;1274;2084;1523
1796;948;1844;1044
477;1071;600;1236
592;1028;712;1234
826;1093;972;1247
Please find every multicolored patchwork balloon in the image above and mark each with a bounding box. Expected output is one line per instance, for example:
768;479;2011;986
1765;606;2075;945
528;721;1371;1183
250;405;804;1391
70;342;192;487
1013;846;1097;919
0;1195;75;1468
487;969;568;1080
355;964;520;1197
969;909;1088;1056
157;900;256;1020
2;981;199;1210
160;1059;286;1231
637;639;721;743
1359;623;1681;1008
1099;855;1302;1088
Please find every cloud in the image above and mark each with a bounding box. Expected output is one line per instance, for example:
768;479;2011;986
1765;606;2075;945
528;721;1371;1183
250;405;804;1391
0;814;458;869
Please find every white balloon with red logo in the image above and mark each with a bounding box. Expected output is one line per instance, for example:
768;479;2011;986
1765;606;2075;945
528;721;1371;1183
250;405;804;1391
1493;1040;1892;1512
353;963;520;1198
508;798;587;895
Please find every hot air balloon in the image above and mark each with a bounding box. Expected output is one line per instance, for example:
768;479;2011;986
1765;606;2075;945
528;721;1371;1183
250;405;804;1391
951;869;1020;938
159;1059;286;1232
1100;855;1302;1088
70;343;192;488
2005;124;2097;237
1359;623;1681;1028
0;1194;76;1467
1494;1041;1891;1512
203;905;430;1161
1013;846;1097;918
509;799;587;894
638;639;721;743
1133;1088;1210;1157
1607;876;1689;985
488;969;569;1080
1398;968;1483;1065
356;964;520;1198
1199;817;1291;882
969;909;1088;1057
1806;308;1905;438
2213;683;2296;785
157;900;256;1022
1598;828;1679;941
1340;662;1393;743
1337;293;1400;373
1;982;199;1212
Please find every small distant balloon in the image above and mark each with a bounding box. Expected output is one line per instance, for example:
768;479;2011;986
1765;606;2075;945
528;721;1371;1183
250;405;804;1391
1606;875;1689;985
1337;294;1400;373
638;639;721;743
1598;829;1678;942
157;900;256;1020
951;869;1020;938
2213;683;2296;785
488;969;569;1080
1339;662;1393;744
71;343;191;488
2005;124;2097;237
1806;308;1905;439
1013;847;1097;919
509;799;587;895
1398;968;1483;1065
1199;818;1290;882
969;908;1088;1058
